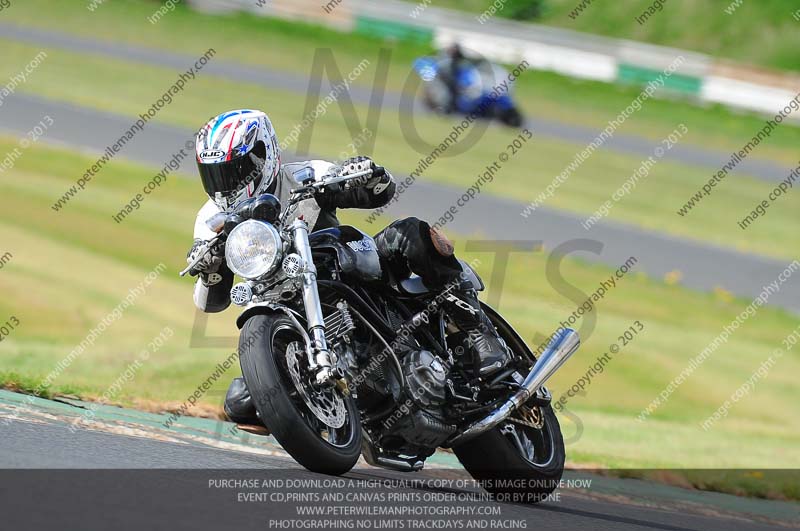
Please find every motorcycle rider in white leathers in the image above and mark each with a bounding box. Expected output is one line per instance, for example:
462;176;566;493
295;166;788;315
186;109;509;424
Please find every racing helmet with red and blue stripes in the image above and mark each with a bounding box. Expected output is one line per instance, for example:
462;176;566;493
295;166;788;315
195;109;281;210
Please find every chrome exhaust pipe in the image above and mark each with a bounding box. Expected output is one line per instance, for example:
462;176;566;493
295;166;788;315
448;328;580;446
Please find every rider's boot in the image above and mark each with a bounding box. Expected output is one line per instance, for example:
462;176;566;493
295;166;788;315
223;377;261;425
441;285;510;377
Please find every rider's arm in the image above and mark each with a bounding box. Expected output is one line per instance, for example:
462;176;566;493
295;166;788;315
316;161;396;210
193;199;222;241
191;199;233;313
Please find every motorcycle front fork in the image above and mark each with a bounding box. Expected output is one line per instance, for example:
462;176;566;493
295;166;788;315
291;219;337;386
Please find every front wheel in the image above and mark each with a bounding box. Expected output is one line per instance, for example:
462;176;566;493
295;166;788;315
498;106;524;127
239;314;362;475
453;404;565;504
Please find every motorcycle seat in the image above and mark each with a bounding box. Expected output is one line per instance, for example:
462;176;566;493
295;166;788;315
398;275;430;295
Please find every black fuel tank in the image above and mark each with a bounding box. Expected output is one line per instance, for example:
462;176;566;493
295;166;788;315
308;225;382;282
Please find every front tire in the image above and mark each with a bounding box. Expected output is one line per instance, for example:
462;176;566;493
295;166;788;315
454;405;565;504
239;314;362;475
498;106;524;127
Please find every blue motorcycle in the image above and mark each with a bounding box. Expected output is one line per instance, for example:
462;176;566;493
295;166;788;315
413;55;524;127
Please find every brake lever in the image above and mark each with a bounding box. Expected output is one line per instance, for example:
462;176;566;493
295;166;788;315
317;167;378;189
179;234;221;277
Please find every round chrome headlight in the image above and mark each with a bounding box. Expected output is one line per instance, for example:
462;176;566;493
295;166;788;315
225;220;282;279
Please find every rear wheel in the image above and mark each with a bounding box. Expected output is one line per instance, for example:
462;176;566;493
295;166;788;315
239;314;362;475
455;304;565;503
454;404;565;504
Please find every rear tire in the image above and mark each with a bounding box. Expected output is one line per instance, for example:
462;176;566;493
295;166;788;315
454;405;565;504
239;314;361;475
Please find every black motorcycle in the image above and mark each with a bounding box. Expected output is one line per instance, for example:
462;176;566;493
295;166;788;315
182;164;580;503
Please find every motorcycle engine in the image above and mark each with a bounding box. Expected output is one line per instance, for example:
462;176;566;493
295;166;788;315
404;350;448;408
379;350;456;452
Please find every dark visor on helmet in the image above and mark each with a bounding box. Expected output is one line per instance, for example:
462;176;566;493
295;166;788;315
197;152;263;197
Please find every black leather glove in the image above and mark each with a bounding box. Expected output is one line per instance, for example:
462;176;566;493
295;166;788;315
186;239;223;278
341;156;374;186
341;156;391;193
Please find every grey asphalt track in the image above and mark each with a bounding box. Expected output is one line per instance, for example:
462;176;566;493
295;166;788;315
2;91;798;313
0;21;794;183
1;390;794;531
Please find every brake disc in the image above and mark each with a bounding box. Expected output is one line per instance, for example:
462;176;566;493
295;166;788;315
285;342;346;429
510;403;544;430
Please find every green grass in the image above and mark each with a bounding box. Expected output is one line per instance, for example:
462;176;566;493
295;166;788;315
407;0;800;73
1;37;798;261
0;371;92;400
0;139;798;487
4;0;800;166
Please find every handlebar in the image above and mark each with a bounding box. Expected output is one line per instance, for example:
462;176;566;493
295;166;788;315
180;165;387;277
285;165;385;209
308;165;385;191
